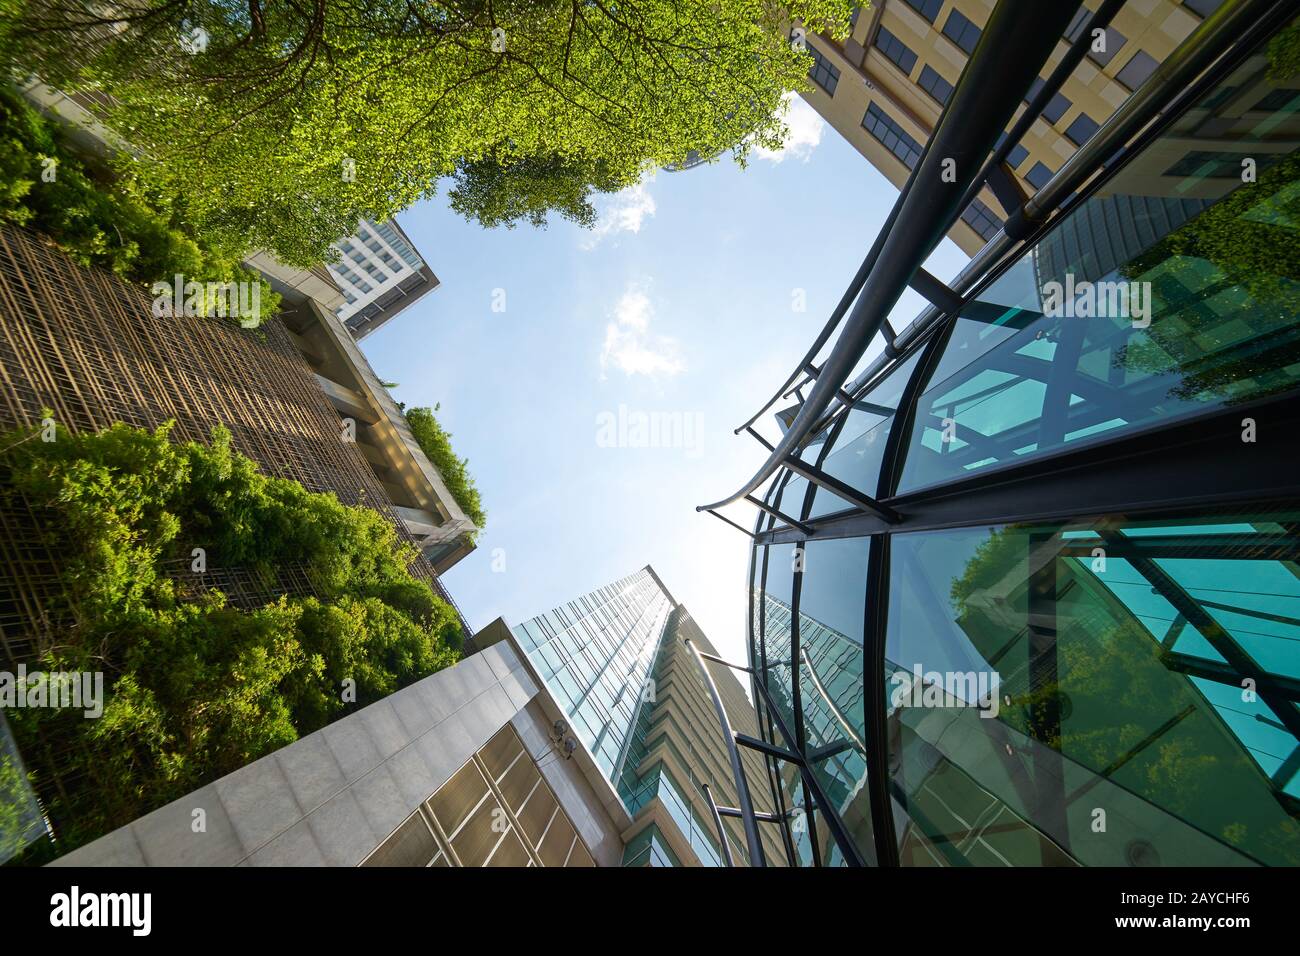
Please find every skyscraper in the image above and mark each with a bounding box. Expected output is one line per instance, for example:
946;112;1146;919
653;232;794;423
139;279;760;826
512;567;788;865
800;0;1220;254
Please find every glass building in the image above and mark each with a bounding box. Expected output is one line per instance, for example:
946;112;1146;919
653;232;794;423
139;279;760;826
512;567;787;866
717;1;1300;866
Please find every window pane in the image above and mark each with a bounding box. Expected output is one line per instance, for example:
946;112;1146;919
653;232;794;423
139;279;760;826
1064;112;1101;146
901;0;943;24
887;512;1300;866
1115;50;1159;91
1086;26;1126;68
918;64;954;107
862;103;923;170
942;9;982;55
807;41;841;96
1042;91;1072;125
760;537;876;865
796;537;875;864
809;349;921;518
761;543;799;737
897;38;1300;494
1024;160;1054;189
875;26;918;76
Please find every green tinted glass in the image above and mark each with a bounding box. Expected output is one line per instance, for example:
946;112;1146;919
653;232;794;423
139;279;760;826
899;36;1300;493
887;512;1300;866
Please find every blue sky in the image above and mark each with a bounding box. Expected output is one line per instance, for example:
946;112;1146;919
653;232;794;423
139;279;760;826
362;96;970;665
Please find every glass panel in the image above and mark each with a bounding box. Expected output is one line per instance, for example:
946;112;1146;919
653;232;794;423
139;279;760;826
809;350;921;518
761;544;799;737
898;28;1300;493
887;511;1300;866
794;536;876;863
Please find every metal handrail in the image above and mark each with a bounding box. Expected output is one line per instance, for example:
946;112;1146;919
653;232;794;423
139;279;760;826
683;638;767;867
699;783;736;867
769;0;1127;412
698;0;1082;518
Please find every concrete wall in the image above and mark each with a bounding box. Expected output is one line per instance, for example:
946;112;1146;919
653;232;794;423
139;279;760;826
52;637;626;866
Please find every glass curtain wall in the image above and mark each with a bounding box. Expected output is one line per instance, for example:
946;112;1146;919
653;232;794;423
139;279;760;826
748;13;1300;866
513;568;672;778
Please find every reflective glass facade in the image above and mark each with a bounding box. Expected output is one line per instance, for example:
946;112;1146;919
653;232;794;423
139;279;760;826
514;568;784;866
513;568;671;779
746;15;1300;866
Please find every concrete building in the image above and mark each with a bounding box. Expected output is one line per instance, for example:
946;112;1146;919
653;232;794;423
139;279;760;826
800;0;1223;254
0;223;472;862
15;83;478;575
51;632;629;867
50;567;793;867
261;272;479;575
326;219;440;341
21;58;479;572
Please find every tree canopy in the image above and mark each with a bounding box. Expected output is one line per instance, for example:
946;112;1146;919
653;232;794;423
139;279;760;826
0;82;280;316
0;0;854;264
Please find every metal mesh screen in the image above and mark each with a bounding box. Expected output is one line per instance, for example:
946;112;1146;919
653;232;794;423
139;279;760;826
0;223;449;667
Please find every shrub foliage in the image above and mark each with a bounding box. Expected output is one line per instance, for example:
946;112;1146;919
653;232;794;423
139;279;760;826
0;421;460;858
405;405;486;538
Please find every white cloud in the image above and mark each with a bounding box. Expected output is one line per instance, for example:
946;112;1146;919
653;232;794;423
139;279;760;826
751;92;825;164
599;281;684;379
580;180;657;250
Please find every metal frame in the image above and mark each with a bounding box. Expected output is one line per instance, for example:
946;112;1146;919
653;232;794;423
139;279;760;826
699;0;1299;865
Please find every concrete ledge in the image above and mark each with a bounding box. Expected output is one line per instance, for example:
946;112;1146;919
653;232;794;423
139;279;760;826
53;648;538;867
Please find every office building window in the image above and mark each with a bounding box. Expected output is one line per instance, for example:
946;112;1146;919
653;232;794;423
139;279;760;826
807;42;841;95
960;198;1002;241
373;221;423;269
1025;161;1053;189
875;27;918;76
862;103;923;170
1163;149;1278;179
1183;0;1223;16
1025;77;1072;124
1043;91;1072;124
1065;7;1089;42
1115;50;1159;91
901;0;943;23
1064;112;1101;146
1006;143;1029;169
1087;26;1126;67
1252;88;1300;112
942;9;982;55
917;65;954;106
